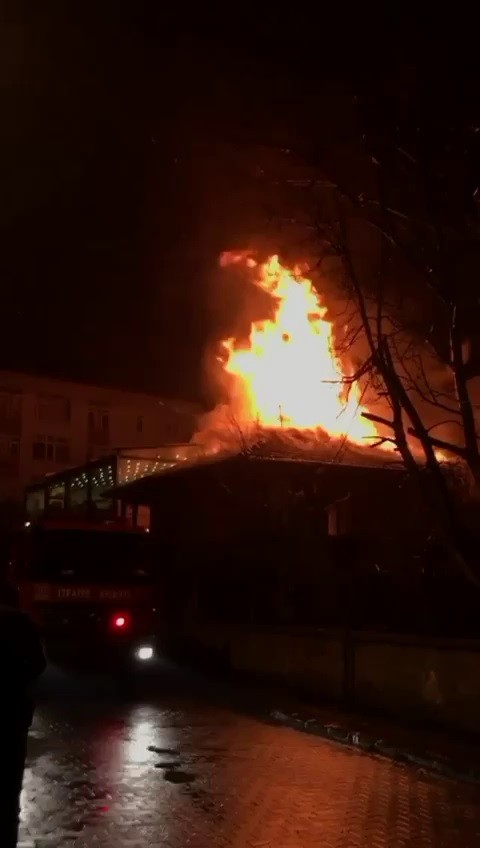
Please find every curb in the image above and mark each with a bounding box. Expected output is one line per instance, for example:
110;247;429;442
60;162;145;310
268;709;480;785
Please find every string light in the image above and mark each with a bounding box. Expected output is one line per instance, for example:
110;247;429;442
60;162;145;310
34;445;196;512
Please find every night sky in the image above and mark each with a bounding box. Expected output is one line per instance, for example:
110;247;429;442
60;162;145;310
0;6;476;404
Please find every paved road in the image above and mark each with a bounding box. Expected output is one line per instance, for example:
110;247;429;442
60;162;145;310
19;664;480;847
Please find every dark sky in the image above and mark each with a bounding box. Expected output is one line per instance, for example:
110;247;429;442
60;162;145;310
0;5;476;403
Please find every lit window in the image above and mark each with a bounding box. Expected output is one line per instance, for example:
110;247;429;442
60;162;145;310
327;497;352;536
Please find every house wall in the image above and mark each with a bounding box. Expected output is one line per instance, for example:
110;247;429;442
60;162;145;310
149;458;429;546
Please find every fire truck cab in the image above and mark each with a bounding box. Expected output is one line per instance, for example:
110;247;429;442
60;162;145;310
11;518;156;666
14;452;168;667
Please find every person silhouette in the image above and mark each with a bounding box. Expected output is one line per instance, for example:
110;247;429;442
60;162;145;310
0;588;46;847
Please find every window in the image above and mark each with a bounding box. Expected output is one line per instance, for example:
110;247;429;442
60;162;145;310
0;389;21;423
28;529;152;583
26;489;45;516
0;437;19;459
32;436;70;464
32;441;46;461
136;415;144;434
327;496;352;536
36;394;70;424
48;482;65;511
88;407;110;433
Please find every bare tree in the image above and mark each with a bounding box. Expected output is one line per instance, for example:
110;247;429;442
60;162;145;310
260;87;480;582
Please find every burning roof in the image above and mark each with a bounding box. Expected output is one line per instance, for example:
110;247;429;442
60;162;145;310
109;431;402;507
194;252;395;459
242;429;401;468
110;252;403;499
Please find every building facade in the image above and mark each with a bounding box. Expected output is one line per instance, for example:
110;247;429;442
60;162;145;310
0;370;198;504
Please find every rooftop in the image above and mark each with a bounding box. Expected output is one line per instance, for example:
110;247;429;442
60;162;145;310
0;367;202;415
108;432;405;503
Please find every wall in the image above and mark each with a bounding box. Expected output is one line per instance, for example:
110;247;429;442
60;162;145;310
149;456;432;550
229;629;345;700
183;623;480;734
354;633;480;732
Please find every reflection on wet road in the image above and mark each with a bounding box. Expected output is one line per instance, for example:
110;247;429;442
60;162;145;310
19;662;480;847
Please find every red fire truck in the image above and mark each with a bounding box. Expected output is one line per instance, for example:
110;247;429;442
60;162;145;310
11;515;158;668
7;451;182;667
10;450;156;663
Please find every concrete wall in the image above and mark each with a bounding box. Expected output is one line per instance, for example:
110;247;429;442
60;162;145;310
354;633;480;733
185;624;480;734
229;629;345;700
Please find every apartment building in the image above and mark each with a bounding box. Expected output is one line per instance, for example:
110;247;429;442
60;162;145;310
0;370;198;503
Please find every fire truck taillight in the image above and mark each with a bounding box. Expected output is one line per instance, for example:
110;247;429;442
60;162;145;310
112;614;129;629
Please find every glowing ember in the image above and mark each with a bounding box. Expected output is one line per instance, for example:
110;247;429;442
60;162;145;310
218;252;383;447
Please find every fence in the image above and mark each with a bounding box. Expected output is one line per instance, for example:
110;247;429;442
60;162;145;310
181;622;480;734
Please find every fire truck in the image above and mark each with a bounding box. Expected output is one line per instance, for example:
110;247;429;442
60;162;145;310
11;517;157;667
11;450;184;667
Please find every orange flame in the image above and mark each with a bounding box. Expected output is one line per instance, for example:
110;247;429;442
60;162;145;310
218;252;384;447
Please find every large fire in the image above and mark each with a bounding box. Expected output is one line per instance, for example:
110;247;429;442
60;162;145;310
215;251;384;448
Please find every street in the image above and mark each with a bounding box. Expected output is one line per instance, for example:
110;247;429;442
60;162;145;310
19;663;480;848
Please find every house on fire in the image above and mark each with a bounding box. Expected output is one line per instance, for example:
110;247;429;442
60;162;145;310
105;444;441;632
108;443;432;548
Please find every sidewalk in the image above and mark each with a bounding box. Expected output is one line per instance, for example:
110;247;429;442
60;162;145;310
219;672;480;784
